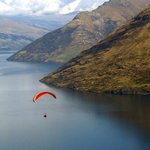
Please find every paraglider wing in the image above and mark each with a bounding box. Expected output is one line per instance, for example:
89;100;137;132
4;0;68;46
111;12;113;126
33;91;56;102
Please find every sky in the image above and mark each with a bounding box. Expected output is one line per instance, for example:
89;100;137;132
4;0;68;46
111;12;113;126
0;0;109;16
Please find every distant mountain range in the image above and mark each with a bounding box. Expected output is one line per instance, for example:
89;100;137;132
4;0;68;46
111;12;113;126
0;17;49;51
7;0;150;62
1;12;78;30
40;6;150;95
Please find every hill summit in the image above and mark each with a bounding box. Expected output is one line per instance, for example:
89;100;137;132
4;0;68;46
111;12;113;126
40;6;150;95
7;0;150;62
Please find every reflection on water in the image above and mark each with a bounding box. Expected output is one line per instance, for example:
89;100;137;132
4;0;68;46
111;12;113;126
106;94;150;137
55;88;150;137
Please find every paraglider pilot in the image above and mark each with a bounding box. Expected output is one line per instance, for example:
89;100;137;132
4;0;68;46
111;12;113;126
33;91;57;118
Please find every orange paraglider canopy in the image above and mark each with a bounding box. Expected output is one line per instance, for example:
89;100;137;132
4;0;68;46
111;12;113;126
33;91;56;102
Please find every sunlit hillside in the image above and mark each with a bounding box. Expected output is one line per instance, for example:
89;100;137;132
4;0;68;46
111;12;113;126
40;6;150;95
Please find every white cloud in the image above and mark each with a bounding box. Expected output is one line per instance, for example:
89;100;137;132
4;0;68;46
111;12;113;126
0;0;108;16
43;1;61;13
0;2;13;13
59;0;109;14
5;0;13;4
59;0;81;14
0;0;62;16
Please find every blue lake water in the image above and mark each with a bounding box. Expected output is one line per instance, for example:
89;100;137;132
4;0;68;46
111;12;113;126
0;51;150;150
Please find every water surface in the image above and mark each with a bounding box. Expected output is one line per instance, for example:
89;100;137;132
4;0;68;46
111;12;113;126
0;51;150;150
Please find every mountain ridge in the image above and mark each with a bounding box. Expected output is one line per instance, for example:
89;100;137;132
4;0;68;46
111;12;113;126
7;0;150;62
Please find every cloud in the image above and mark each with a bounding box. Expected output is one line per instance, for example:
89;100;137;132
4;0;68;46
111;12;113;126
59;0;109;14
43;1;61;13
59;0;81;14
5;0;13;5
0;1;13;13
0;0;63;15
0;0;108;16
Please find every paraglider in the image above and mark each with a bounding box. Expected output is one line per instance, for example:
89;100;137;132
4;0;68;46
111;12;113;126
33;91;56;102
33;91;56;117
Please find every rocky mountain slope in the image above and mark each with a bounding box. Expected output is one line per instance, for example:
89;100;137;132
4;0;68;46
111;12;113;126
0;18;49;50
40;6;150;95
7;0;150;62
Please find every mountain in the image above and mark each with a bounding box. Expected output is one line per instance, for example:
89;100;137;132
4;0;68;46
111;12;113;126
0;17;49;50
1;13;77;30
7;0;150;62
40;6;150;95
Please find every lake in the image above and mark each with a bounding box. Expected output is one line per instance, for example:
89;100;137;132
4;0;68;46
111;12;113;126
0;51;150;150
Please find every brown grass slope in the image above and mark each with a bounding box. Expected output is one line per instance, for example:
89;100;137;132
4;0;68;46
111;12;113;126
7;0;150;62
40;7;150;95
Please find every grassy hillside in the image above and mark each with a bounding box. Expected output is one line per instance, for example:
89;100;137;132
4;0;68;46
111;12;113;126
40;7;150;95
7;0;150;62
